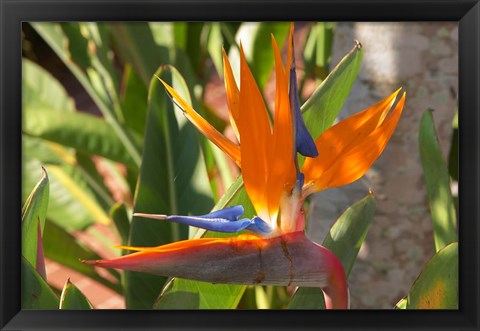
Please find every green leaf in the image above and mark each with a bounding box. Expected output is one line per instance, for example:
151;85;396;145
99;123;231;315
230;23;290;92
59;279;93;309
120;65;148;135
405;242;458;309
395;297;407;309
23;107;140;168
110;202;131;245
448;110;458;182
322;193;376;275
43;221;121;293
288;193;376;308
124;66;213;308
110;22;168;86
23;106;138;168
22;257;59;309
301;42;363;140
22;59;75;112
419;110;457;251
207;23;225;78
31;22;142;167
303;23;336;81
155;279;245;309
23;140;107;230
22;167;49;269
288;287;326;309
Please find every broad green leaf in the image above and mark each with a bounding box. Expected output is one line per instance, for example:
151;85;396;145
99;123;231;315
419;110;457;251
288;193;376;309
23;139;107;230
120;65;148;135
22;59;75;112
59;279;93;309
22;167;49;269
110;22;168;86
301;42;363;140
322;193;376;275
406;243;458;309
124;66;213;308
110;202;131;245
24;107;140;168
229;22;290;91
288;288;326;309
42;221;121;293
22;257;59;309
184;23;207;79
155;279;245;309
31;22;142;166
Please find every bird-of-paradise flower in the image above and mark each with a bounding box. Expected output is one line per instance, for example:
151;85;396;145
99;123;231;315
84;24;405;309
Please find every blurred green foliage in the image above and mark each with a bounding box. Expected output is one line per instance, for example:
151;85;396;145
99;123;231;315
21;22;457;310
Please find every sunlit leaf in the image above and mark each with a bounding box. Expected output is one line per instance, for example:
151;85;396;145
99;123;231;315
406;243;458;309
301;42;363;140
110;23;168;86
24;107;140;168
419;110;457;251
22;59;75;112
23;140;107;230
59;279;93;309
22;167;49;270
31;22;142;166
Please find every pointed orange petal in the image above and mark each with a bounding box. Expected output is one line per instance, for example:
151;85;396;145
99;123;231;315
306;93;405;192
302;89;402;187
238;44;273;220
222;48;241;140
160;79;241;166
266;35;296;222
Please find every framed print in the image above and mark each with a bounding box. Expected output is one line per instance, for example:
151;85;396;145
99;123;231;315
1;0;479;330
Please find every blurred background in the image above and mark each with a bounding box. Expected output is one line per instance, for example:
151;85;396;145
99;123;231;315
22;22;458;309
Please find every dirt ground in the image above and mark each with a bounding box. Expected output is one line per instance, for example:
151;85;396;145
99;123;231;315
308;22;458;308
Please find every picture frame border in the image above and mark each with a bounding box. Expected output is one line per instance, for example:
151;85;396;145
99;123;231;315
1;0;478;330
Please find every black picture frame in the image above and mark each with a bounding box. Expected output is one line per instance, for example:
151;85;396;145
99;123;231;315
1;0;479;330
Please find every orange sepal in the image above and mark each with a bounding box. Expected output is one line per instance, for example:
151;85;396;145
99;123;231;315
238;44;273;220
222;48;241;140
266;35;296;222
159;79;241;166
303;91;405;193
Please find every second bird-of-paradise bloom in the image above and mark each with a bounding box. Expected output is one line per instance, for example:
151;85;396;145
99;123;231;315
84;24;406;309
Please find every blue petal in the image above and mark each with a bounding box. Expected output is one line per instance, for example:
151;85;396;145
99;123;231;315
199;205;245;222
165;214;253;233
246;216;274;236
289;67;318;158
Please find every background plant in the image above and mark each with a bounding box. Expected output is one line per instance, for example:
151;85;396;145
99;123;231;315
21;22;457;309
